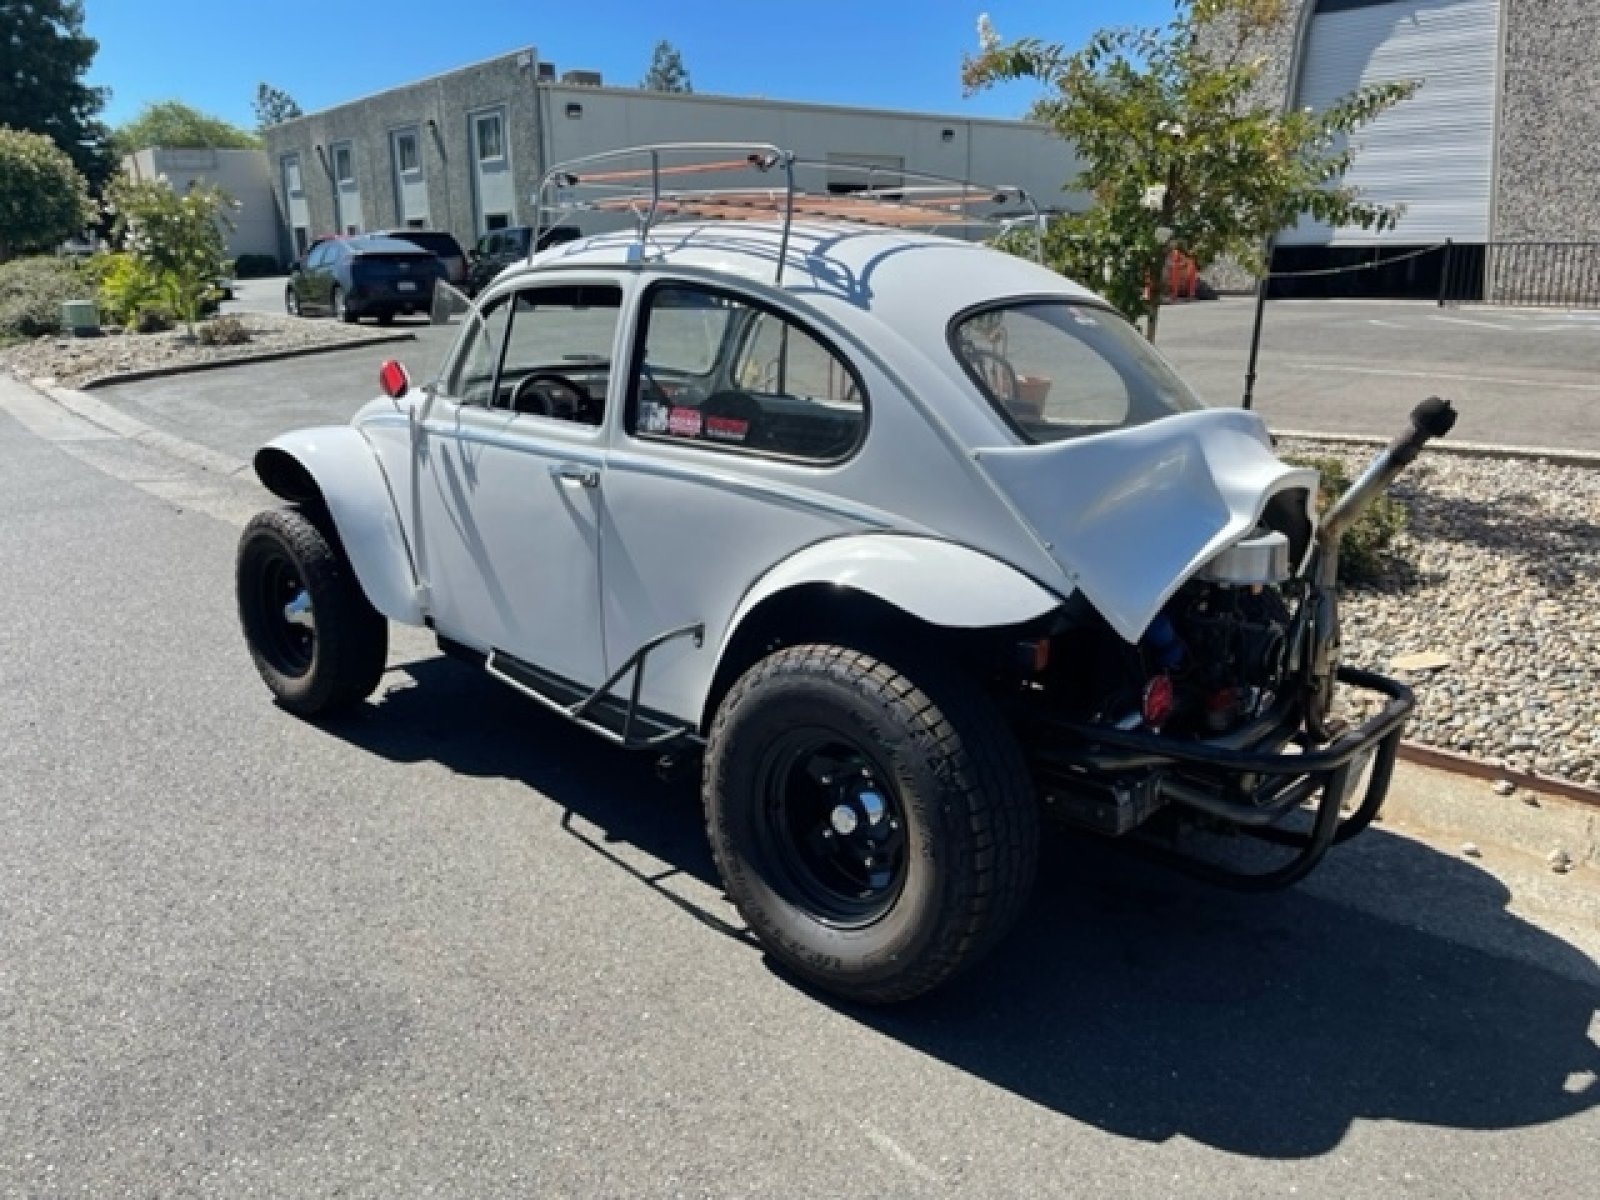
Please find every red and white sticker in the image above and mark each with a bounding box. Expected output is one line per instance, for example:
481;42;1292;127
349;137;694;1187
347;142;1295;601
667;407;703;437
704;416;750;443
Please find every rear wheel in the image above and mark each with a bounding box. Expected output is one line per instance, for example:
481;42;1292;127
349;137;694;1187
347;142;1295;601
236;507;387;717
704;644;1039;1003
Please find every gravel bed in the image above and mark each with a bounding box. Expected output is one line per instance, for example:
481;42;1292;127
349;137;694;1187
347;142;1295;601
1287;437;1600;788
0;313;400;388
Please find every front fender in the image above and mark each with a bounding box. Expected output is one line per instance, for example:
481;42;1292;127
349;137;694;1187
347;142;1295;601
723;533;1065;651
254;427;423;625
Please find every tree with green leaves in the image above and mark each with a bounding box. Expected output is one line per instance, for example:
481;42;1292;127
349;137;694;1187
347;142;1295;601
112;101;260;157
0;126;94;260
0;0;112;188
641;40;693;93
104;175;236;334
963;0;1417;340
253;83;303;131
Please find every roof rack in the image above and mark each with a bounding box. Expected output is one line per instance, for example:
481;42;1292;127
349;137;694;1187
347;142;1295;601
530;142;1044;285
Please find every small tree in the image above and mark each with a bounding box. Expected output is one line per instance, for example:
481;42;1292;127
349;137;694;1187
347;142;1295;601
112;101;260;157
0;126;93;260
253;83;303;131
104;175;236;334
964;0;1417;340
641;40;693;93
0;0;113;188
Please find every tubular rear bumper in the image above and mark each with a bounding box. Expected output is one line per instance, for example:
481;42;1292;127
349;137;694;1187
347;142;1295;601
1026;667;1415;890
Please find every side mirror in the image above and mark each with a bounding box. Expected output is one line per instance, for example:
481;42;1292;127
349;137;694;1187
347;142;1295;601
378;359;411;399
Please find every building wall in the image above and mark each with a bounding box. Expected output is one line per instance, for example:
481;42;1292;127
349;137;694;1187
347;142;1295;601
1493;0;1600;242
124;147;280;261
263;49;544;262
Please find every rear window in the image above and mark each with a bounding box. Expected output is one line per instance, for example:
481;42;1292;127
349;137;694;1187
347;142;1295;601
390;231;462;258
351;236;434;257
950;301;1202;442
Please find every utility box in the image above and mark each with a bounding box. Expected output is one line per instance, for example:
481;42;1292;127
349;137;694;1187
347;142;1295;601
60;300;100;337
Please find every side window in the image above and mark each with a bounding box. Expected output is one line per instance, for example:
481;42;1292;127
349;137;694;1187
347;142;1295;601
441;297;512;407
631;284;866;462
495;284;622;425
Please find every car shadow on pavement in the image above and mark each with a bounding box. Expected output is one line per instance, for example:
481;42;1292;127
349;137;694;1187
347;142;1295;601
325;654;1599;1161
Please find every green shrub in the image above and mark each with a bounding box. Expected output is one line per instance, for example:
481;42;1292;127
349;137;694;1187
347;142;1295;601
232;253;280;278
1290;454;1409;585
134;305;173;334
0;256;91;338
196;315;250;345
91;251;169;328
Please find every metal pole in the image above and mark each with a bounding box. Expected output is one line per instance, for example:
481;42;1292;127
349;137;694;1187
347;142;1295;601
1242;237;1273;411
1436;238;1453;307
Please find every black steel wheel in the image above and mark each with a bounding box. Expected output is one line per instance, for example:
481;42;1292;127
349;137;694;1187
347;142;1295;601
236;506;387;717
704;644;1039;1004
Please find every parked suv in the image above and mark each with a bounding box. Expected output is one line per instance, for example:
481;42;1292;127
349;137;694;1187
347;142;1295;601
466;224;581;295
375;228;468;288
238;146;1456;1004
284;234;445;324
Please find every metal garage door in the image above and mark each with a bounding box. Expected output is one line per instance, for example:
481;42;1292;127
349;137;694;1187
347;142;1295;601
1279;0;1501;246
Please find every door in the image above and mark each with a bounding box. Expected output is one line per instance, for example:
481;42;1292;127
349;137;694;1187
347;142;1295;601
414;278;626;687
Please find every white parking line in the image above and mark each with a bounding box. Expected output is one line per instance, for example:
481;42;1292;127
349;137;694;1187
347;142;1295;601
1428;315;1515;331
1288;363;1600;392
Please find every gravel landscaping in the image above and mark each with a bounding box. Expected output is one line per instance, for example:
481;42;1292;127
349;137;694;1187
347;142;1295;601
0;313;407;388
2;320;1593;791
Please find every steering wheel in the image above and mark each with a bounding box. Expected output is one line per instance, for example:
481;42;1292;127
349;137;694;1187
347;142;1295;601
509;371;596;422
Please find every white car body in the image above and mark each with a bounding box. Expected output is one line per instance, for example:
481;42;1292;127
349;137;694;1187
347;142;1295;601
261;219;1311;731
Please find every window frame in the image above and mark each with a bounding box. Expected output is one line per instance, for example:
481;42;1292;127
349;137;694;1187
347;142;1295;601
625;279;871;466
331;141;355;185
394;129;420;175
474;111;505;164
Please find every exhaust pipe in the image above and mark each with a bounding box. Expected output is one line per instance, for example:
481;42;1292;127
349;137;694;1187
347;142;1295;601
1304;396;1457;737
1315;396;1458;586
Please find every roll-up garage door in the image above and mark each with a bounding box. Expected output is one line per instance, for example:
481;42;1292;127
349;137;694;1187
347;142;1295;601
1279;0;1501;247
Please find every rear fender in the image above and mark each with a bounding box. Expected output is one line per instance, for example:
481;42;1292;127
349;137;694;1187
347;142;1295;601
254;427;423;625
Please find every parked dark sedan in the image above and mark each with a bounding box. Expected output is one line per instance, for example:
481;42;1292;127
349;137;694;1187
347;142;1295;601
285;234;445;323
465;224;581;295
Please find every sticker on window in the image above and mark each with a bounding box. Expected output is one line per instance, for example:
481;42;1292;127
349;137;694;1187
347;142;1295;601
667;406;703;438
704;415;749;443
638;401;670;433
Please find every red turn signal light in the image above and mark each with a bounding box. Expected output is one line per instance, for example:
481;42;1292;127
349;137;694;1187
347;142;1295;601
378;359;411;399
1142;673;1175;730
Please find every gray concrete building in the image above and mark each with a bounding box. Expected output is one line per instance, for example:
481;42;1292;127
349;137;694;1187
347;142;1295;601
123;147;280;262
261;48;1082;270
1234;0;1600;300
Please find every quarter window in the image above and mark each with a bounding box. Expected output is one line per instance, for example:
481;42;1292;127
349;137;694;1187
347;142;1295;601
631;284;866;462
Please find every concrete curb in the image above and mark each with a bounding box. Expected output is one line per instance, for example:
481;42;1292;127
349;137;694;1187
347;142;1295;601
1275;428;1600;471
1398;741;1600;811
76;330;416;391
34;378;252;479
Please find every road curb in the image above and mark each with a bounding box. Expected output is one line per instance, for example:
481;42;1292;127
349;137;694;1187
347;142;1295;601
76;330;416;391
1275;428;1600;471
1398;740;1600;811
30;377;252;478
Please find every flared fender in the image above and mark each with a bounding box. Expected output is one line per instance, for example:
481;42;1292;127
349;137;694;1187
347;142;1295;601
722;534;1066;654
254;427;423;625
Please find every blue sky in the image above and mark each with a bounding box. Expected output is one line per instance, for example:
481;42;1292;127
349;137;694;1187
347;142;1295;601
83;1;1175;130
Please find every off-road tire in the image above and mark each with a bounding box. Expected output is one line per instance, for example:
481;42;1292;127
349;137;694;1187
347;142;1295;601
236;506;388;717
704;644;1039;1004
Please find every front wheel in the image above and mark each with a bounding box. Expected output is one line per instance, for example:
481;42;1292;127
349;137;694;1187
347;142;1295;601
236;507;388;717
331;285;357;323
284;285;301;316
704;644;1039;1003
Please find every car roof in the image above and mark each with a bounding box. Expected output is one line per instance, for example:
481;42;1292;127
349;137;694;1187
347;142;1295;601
517;219;1100;323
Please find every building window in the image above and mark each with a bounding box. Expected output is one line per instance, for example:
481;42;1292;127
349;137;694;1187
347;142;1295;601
282;154;302;196
485;213;510;231
332;142;354;184
475;112;504;163
395;131;419;174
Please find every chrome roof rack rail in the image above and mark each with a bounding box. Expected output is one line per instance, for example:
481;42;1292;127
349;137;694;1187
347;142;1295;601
531;142;1044;285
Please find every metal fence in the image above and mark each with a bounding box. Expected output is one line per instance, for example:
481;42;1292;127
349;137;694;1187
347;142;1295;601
1439;240;1600;308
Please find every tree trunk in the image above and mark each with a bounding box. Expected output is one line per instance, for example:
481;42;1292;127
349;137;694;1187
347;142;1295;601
1145;246;1167;343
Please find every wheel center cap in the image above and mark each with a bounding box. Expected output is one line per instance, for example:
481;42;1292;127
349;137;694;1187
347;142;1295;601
829;804;859;836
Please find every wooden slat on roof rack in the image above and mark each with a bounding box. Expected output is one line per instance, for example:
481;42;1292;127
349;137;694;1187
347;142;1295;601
587;191;1003;228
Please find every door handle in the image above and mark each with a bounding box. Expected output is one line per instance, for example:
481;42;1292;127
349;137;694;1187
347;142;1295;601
550;462;600;488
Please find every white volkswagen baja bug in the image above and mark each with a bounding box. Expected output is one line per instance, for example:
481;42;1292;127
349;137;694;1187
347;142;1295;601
236;146;1456;1003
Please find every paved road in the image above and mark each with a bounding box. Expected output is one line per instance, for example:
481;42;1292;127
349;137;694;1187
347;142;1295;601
1;376;1596;1196
1159;298;1600;452
95;292;1600;464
